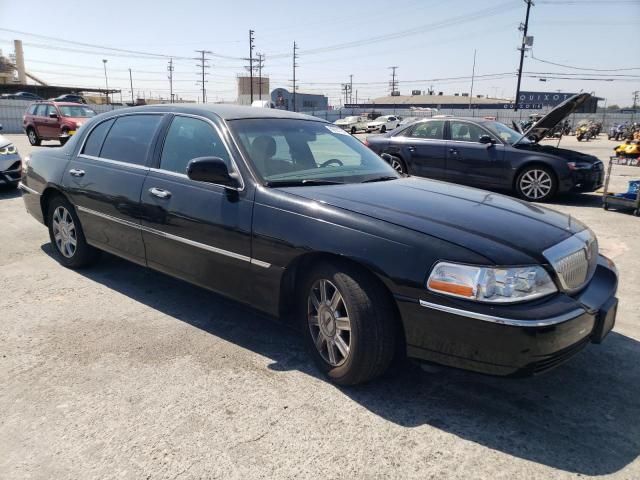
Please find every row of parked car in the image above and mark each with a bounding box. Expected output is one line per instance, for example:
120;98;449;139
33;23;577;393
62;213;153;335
0;91;88;104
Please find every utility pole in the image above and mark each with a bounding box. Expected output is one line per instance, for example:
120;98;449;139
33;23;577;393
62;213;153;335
102;59;109;105
195;50;211;103
128;68;134;105
469;49;477;110
633;90;639;109
249;29;255;103
389;66;398;95
514;0;534;112
167;58;174;103
256;53;265;100
292;41;299;112
349;74;353;104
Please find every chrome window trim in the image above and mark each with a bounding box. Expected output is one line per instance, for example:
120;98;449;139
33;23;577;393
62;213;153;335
418;300;585;327
76;205;270;268
77;154;150;171
154;113;245;192
18;182;40;195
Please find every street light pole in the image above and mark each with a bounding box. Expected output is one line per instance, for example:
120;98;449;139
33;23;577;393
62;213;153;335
102;59;110;106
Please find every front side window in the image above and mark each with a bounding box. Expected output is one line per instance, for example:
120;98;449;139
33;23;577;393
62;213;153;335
160;116;231;174
46;105;58;117
450;121;488;143
231;119;397;184
100;115;162;165
485;121;528;145
409;120;445;140
82;118;115;157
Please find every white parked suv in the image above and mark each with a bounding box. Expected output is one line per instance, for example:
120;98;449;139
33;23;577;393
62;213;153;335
366;115;401;133
333;116;368;134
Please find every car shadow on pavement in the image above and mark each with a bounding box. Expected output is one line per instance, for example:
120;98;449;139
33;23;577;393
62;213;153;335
549;192;605;208
0;185;21;199
42;245;640;476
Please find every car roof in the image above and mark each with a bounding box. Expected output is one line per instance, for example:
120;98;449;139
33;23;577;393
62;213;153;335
108;104;326;122
413;116;493;124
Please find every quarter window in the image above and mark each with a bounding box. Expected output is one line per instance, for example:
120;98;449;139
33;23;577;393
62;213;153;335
27;104;38;115
409;120;445;140
450;121;488;143
100;115;162;165
82;119;115;157
160;116;231;174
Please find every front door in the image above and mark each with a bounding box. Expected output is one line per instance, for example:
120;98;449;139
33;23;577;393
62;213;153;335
446;120;507;188
63;113;164;264
139;114;254;302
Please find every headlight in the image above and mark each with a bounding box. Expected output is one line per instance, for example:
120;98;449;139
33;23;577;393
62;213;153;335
427;262;557;303
567;162;592;170
0;144;17;155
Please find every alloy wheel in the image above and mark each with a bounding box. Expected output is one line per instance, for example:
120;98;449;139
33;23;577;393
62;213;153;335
519;169;552;200
52;206;77;258
28;130;37;144
307;279;352;367
390;158;404;174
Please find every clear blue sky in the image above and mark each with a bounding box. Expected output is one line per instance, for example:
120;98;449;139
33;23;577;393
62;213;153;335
0;0;638;106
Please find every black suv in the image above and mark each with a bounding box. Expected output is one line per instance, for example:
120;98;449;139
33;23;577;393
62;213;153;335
366;94;603;202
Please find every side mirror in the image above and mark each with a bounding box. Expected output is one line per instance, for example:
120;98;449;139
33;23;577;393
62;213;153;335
49;112;59;118
380;153;393;164
187;156;240;188
0;124;3;131
479;135;495;146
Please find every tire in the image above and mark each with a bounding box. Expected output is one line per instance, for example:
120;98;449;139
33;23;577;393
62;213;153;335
389;155;406;174
60;129;69;146
350;126;357;134
47;195;99;268
299;262;396;385
27;128;41;146
380;125;387;133
515;165;557;202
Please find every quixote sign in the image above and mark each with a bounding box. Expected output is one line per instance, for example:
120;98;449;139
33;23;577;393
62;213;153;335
519;91;577;107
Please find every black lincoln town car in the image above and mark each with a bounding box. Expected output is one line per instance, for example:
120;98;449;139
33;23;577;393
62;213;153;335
19;104;618;385
366;93;604;202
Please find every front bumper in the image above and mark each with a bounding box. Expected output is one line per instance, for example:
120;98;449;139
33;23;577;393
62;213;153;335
0;154;22;185
571;165;604;192
398;256;618;376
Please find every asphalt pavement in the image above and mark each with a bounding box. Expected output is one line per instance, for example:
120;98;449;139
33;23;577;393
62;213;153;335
1;133;639;479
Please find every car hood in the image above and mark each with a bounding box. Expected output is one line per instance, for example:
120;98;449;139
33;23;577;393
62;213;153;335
334;119;354;125
514;143;601;163
516;93;591;144
281;177;587;264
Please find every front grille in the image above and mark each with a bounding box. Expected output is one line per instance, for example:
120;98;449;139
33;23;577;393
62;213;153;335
543;230;598;293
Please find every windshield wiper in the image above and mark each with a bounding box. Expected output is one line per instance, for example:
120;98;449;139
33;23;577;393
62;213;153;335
361;176;399;183
266;179;344;187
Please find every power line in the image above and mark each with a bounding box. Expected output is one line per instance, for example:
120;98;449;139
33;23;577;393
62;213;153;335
530;51;640;72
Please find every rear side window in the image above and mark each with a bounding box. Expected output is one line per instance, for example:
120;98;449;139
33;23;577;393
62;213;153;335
100;115;162;165
82;119;115;157
160;116;231;174
410;120;445;140
35;104;48;116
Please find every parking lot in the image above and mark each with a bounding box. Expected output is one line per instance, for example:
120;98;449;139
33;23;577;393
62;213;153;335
1;132;639;479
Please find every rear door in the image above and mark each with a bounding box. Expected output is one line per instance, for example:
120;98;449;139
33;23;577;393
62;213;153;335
445;120;508;188
387;120;447;179
62;113;165;264
139;114;254;302
32;104;49;138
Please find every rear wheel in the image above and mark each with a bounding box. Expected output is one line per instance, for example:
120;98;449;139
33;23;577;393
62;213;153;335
515;166;557;202
60;129;69;145
380;125;387;133
47;196;99;268
350;126;357;134
299;262;396;385
27;128;41;146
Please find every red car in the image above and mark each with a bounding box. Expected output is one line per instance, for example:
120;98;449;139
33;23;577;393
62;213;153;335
23;101;96;146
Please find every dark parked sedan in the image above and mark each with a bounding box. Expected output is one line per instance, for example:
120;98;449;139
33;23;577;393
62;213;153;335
20;104;618;385
366;94;604;202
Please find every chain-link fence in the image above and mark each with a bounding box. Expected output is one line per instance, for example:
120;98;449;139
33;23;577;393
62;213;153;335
1;99;636;135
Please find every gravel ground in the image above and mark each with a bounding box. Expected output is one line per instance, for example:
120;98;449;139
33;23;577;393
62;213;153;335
1;133;639;480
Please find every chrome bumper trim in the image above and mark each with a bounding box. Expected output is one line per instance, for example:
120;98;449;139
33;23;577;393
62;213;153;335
418;300;585;327
18;182;39;195
76;205;271;268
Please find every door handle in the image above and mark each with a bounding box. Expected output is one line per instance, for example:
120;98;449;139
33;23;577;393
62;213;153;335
407;146;416;152
449;148;459;155
69;169;85;177
149;187;172;199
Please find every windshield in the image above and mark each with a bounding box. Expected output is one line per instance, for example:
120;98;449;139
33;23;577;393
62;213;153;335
342;116;359;122
485;121;531;145
230;118;399;185
59;106;96;118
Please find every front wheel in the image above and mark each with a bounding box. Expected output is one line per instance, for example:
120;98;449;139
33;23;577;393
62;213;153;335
515;166;557;202
350;126;357;134
47;196;99;268
300;263;396;385
388;156;406;174
380;125;387;133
